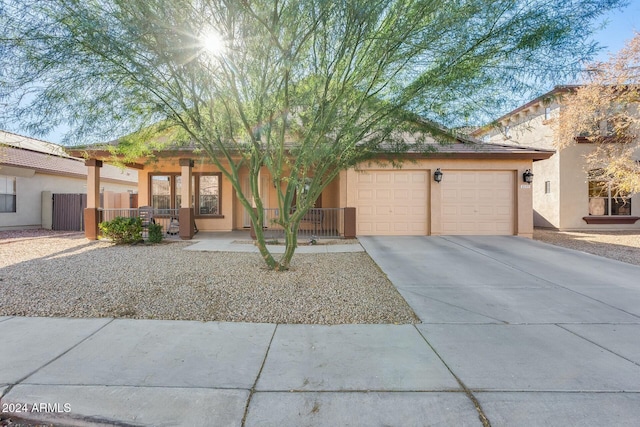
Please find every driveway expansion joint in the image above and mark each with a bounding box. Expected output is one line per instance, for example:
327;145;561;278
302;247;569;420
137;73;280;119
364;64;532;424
556;324;640;368
413;325;492;427
440;236;640;321
241;324;278;427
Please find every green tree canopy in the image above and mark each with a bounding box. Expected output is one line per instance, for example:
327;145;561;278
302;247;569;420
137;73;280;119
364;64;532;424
0;0;625;269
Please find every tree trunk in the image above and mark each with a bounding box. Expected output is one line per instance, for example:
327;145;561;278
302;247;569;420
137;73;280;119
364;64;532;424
251;209;279;270
277;220;300;271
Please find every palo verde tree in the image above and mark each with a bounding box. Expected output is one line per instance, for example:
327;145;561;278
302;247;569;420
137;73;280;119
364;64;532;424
555;32;640;199
0;0;625;270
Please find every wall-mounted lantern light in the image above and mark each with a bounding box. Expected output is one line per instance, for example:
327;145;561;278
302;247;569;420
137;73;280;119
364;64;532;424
434;168;443;183
523;169;534;183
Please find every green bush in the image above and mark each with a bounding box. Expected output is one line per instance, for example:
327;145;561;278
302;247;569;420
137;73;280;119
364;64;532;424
148;223;164;243
99;216;142;244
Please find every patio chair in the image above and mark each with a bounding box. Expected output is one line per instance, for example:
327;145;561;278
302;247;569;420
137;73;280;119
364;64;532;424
165;216;199;236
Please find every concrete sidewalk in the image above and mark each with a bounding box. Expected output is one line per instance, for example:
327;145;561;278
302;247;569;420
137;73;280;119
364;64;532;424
1;318;478;426
2;235;640;426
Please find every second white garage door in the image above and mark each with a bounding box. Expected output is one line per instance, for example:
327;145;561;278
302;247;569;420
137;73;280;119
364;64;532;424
441;171;515;235
355;171;428;235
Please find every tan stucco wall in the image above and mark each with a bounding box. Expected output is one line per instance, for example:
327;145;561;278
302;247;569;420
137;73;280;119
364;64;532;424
478;101;640;230
135;156;536;235
558;144;640;230
343;158;535;237
532;154;560;228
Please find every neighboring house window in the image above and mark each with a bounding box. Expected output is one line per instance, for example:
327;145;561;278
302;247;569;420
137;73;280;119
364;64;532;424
504;125;511;138
0;175;17;213
544;107;551;120
545;181;551;194
150;173;221;215
588;175;631;216
602;120;615;137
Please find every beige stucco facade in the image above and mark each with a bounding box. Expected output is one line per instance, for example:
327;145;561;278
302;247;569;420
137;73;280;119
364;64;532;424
341;159;535;237
76;129;553;239
474;88;640;230
125;155;539;237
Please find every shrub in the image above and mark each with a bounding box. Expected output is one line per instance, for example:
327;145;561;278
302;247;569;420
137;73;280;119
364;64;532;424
99;216;142;244
148;223;164;243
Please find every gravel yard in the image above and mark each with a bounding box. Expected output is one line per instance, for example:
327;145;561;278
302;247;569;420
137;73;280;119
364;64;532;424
0;231;419;324
534;228;640;266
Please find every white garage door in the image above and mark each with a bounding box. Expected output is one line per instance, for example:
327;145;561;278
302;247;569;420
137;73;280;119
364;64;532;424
441;171;514;235
355;171;428;235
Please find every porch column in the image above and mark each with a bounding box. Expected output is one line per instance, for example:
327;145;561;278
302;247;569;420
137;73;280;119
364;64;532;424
344;207;356;239
179;158;195;240
84;159;102;240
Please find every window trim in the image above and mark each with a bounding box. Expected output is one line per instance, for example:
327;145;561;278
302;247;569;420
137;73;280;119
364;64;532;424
0;175;17;213
194;172;222;218
586;174;633;221
149;172;223;218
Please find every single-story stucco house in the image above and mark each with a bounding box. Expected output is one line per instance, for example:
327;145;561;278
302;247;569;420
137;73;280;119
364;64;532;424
0;130;138;230
472;86;640;230
70;132;553;240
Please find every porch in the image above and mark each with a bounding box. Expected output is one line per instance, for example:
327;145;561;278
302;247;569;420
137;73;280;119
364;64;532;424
97;207;355;241
83;158;355;241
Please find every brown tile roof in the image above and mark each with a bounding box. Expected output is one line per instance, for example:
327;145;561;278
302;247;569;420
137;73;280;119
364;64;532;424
1;131;137;184
67;127;554;162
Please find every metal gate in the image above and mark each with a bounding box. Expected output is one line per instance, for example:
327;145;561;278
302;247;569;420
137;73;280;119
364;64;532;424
52;193;87;231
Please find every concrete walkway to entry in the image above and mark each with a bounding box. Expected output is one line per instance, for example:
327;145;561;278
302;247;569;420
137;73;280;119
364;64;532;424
183;231;364;253
1;236;640;426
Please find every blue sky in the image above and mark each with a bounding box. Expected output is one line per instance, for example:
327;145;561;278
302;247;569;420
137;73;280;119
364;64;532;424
592;0;639;61
8;1;640;144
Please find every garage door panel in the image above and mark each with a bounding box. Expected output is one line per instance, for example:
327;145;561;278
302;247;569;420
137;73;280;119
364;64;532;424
394;189;410;199
412;189;427;199
393;173;409;184
442;171;514;235
495;206;512;215
356;171;428;236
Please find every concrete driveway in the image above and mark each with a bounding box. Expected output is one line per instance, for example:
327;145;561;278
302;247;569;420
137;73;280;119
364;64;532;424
360;235;640;426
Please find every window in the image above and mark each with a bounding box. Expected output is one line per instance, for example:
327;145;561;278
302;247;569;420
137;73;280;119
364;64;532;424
198;175;219;215
151;175;171;209
504;125;511;138
544;107;551;120
588;178;631;216
545;181;551;194
150;173;221;216
0;175;16;213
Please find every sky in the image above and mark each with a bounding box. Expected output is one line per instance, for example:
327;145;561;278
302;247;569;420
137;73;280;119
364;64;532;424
591;0;640;61
6;0;640;145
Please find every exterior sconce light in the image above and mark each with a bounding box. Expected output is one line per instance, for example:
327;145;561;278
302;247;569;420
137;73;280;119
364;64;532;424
523;169;534;183
434;168;443;183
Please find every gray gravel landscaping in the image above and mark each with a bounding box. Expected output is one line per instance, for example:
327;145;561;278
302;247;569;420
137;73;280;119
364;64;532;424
0;232;419;324
534;228;640;266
